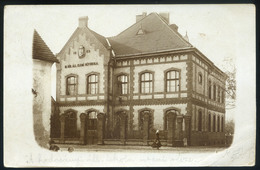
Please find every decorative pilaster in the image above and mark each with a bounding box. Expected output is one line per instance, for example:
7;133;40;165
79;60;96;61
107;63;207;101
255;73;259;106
80;113;87;144
184;115;191;146
97;113;105;145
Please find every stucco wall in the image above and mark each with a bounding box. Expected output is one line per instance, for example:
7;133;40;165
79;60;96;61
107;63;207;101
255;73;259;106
33;59;53;147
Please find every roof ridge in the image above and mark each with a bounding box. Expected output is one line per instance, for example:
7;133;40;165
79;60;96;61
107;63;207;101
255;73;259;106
115;12;155;37
154;12;193;47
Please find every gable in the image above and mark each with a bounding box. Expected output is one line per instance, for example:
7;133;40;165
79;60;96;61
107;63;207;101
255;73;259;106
58;27;110;61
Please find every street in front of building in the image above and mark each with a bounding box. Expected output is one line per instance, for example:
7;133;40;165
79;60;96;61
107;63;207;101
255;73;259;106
56;144;227;153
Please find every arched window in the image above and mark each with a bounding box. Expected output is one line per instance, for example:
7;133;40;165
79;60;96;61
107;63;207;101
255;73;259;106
198;110;202;131
140;72;153;93
87;74;98;94
222;90;225;103
66;76;77;95
64;111;77;138
208;113;211;132
166;70;180;92
208;80;212;99
213;114;216;132
217;86;221;103
117;75;128;95
198;73;203;84
213;85;216;101
164;109;179;130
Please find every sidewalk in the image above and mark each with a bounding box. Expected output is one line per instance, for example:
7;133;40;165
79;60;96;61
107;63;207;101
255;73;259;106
55;144;227;153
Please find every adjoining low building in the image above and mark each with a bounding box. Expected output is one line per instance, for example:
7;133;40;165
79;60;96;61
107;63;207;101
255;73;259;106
51;12;227;146
32;30;59;148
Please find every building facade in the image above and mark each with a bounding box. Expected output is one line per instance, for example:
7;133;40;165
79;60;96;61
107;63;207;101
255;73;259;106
51;13;227;146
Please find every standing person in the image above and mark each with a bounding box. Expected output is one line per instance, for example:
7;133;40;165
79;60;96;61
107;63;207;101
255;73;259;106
152;130;162;149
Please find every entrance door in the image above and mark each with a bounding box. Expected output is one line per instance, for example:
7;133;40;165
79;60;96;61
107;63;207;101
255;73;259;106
86;111;98;145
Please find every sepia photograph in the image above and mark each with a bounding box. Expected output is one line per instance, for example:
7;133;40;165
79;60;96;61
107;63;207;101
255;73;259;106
4;4;256;167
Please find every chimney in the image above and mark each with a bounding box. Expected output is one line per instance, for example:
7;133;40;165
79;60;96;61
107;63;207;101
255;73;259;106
78;16;89;28
136;12;147;23
170;24;178;31
159;12;169;24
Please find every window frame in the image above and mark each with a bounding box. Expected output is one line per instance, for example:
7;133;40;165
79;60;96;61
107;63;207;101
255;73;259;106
86;72;100;95
198;72;203;85
208;80;212;99
139;70;154;94
117;74;129;95
165;69;181;93
66;74;78;96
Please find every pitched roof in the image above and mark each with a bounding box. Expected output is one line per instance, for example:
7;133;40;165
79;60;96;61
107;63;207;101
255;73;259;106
108;12;192;57
32;30;59;63
89;28;110;49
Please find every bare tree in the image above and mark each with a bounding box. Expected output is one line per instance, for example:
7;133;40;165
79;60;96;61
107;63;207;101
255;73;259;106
221;57;236;110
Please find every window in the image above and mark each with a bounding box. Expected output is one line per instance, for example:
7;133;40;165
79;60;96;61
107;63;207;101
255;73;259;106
64;111;77;138
213;85;216;101
208;80;212;99
117;75;128;95
222;90;225;103
213;115;216;132
198;110;202;131
87;74;98;94
140;72;153;93
198;73;202;84
208;113;211;132
66;76;77;95
217;86;221;103
166;70;180;92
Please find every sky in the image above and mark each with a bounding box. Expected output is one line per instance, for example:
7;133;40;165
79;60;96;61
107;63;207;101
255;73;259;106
4;5;255;121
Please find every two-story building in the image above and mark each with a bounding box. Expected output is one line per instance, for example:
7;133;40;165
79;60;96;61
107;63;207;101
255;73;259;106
51;12;227;146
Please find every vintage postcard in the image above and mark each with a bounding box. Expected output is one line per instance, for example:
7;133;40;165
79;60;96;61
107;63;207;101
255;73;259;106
4;4;256;167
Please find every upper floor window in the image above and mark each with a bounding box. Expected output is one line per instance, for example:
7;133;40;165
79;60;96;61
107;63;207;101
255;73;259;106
140;72;153;93
213;85;216;101
208;80;212;99
217;86;221;103
222;90;225;103
87;74;98;94
66;76;77;95
166;70;180;92
198;73;203;84
117;75;128;95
